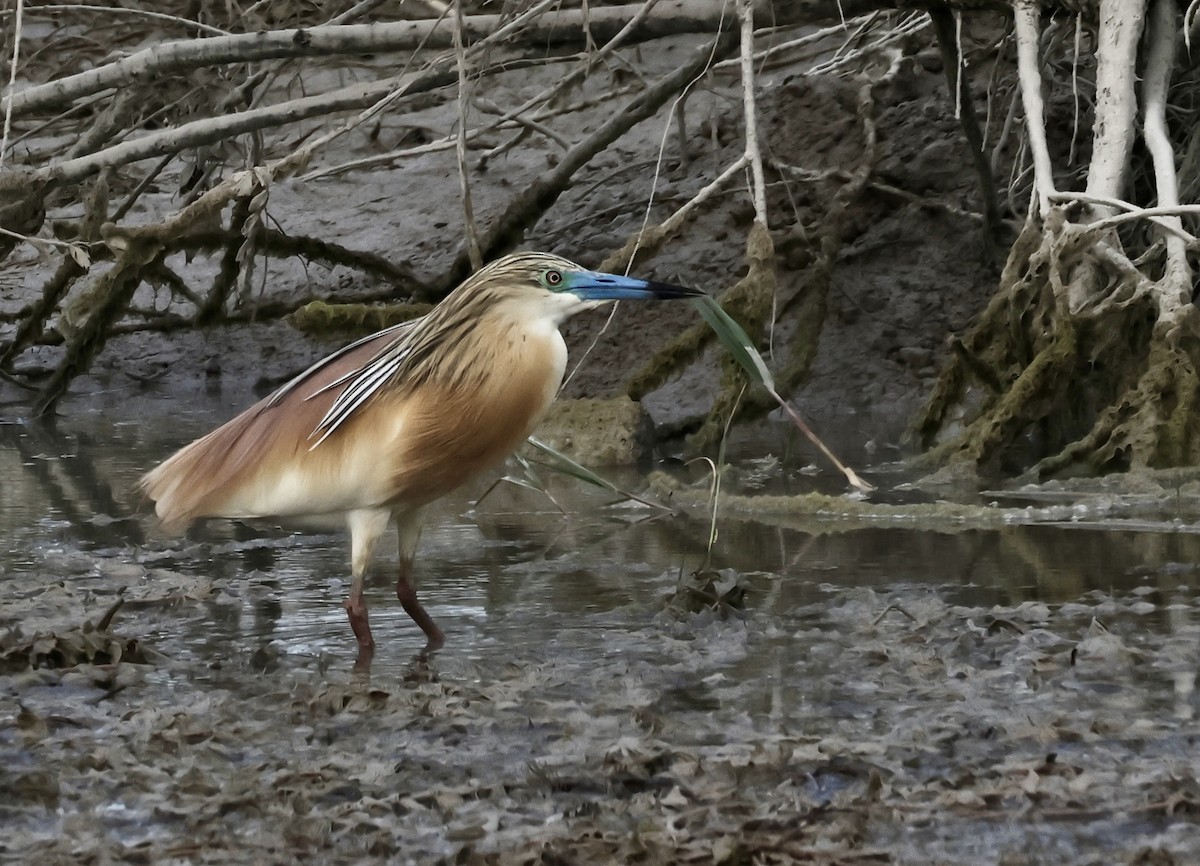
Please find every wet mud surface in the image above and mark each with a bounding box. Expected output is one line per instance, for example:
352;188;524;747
3;406;1200;864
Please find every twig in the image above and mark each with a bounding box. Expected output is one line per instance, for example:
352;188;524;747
299;134;461;181
709;15;874;70
456;0;667;157
12;4;231;37
324;0;390;26
738;0;768;226
474;96;571;150
0;226;81;252
300;84;622;182
454;0;482;270
805;12;926;77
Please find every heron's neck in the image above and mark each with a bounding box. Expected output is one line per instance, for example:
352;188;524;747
414;297;569;395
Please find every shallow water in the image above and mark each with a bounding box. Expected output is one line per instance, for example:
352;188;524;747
3;396;1200;864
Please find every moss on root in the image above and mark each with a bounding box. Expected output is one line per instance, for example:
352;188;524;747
910;210;1200;477
1034;327;1200;476
287;300;431;336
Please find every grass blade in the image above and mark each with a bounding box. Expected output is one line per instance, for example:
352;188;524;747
692;295;775;390
694;295;874;493
526;437;674;512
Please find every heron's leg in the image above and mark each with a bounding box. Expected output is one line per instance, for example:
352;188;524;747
345;509;392;653
396;562;444;650
394;508;443;650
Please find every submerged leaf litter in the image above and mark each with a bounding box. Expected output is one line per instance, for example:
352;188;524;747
3;552;1199;864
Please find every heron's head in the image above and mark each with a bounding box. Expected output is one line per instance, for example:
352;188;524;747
467;252;704;323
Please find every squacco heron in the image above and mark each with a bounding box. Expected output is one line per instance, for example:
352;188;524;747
142;252;701;657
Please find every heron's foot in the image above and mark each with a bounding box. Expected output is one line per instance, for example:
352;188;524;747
353;645;375;673
396;574;444;651
422;628;445;653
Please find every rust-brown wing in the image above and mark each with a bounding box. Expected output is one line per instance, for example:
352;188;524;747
140;329;402;532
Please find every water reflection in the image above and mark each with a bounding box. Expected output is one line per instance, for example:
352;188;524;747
3;397;1200;673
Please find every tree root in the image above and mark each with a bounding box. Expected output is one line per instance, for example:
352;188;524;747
911;204;1200;477
908;217;1045;450
1034;329;1200;476
920;316;1078;472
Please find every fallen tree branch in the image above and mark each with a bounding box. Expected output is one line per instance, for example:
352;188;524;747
1;0;756;117
34;236;167;416
1;69;454;191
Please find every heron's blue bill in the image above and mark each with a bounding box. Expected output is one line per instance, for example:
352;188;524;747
567;270;704;301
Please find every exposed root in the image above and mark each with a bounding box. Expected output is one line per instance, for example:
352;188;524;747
912;203;1200;477
1034;324;1200;476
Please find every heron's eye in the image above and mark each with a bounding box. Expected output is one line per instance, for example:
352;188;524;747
544;269;563;287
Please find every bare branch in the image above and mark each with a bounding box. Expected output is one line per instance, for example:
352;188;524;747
1;0;751;117
738;0;768;226
1013;0;1056;215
